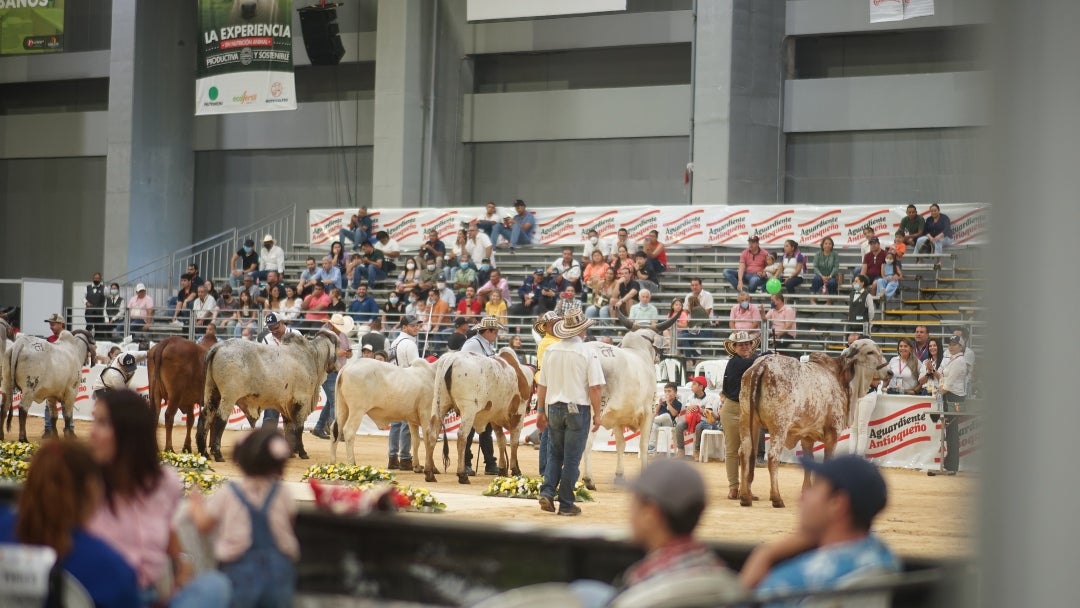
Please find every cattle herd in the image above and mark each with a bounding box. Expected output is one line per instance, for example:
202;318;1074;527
0;316;895;511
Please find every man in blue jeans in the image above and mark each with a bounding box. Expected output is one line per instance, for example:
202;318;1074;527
723;235;769;293
311;313;353;440
535;308;606;516
491;199;536;251
339;206;373;250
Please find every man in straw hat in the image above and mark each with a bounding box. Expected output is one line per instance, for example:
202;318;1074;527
459;316;506;475
720;330;761;499
530;311;562;475
311;313;354;440
536;308;605;516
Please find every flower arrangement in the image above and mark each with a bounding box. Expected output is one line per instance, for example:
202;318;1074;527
397;486;447;512
160;451;213;472
161;451;223;495
483;476;594;502
0;457;29;482
0;441;37;462
302;463;396;485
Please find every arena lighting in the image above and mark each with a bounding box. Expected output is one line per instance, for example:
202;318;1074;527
297;1;346;65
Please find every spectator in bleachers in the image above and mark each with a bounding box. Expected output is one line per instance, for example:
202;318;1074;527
256;235;286;282
920;338;945;398
612;244;635;275
404;288;423;318
642;230;668;276
629;289;660;322
898;204;925;248
510;268;545;318
583;250;610;290
418;257;441;295
728;291;760;333
105;282;126;340
466;223;494;270
191;283;218;335
724;235;770;293
762;253;782;282
475;258;493;288
396;256;421;293
548;247;581;277
685;295;710;353
216;285;238;333
475;201;502;236
760;293;796;356
810;236;840;301
849;225;877;279
666;299;692;355
611;228;638;263
451;253;478;299
860;237;886;295
258;271;283;307
382;290;406;330
423;289;452;349
314;256;343;292
674;376;722;459
875;251;903;300
353;240;388;288
491;199;536;252
348;284;379;324
126;283;153;335
373;230;402;273
434;277;457;309
187;263;205;290
582;228;613;265
684;278;713;318
913;325;931;361
328;287;347;313
847;275;875;331
297;257;319;297
420;228;447;269
779;240;806;294
647;382;682;454
611;266;641;317
444;229;468;281
205;280;220;301
916;203;953;257
477;268;511;306
885;338;928;396
339;207;373;250
327;241;347;286
457;286;483;319
168;273;197;327
586;267;619;319
234;289;261;337
485;289;508;327
633;251;660;294
278;285;302;325
230;238;260;288
237;274;261;302
538;269;568;313
553;285;581;317
302;282;331;328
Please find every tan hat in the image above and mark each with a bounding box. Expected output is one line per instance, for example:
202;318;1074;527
723;330;760;357
263;234;274;243
550;307;595;339
472;316;505;332
45;313;64;325
328;313;355;336
532;311;561;336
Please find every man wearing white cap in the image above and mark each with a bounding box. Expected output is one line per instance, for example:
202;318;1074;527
126;284;154;335
254;235;285;282
257;312;303;426
461;316;505;476
386;314;422;469
311;313;354;440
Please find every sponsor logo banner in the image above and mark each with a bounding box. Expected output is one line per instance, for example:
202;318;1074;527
196;0;296;115
0;0;63;56
309;205;988;250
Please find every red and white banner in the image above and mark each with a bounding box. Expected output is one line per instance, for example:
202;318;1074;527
309;204;987;250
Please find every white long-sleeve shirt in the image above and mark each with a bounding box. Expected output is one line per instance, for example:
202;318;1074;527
260;245;286;273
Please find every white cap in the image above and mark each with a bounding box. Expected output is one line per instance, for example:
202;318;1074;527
135;283;146;292
263;234;274;242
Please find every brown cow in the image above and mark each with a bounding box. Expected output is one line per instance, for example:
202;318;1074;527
738;339;891;508
148;326;218;453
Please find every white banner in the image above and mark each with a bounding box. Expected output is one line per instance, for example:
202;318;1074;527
870;0;935;23
467;0;626;22
309;204;988;250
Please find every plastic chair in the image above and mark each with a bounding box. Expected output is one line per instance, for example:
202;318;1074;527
656;358;684;383
692;359;728;389
471;582;584;608
698;429;725;462
60;573;95;608
654;426;676;456
609;568;747;608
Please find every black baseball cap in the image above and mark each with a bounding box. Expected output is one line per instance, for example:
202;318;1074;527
800;455;887;526
244;238;255;247
947;335;964;347
869;237;881;244
453;316;469;327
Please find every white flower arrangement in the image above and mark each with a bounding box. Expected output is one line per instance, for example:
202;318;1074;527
483;475;594;502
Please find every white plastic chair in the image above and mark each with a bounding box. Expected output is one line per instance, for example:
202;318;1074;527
609;568;747;608
471;582;584;608
655;359;684;383
692;359;728;389
698;429;725;462
654;426;676;456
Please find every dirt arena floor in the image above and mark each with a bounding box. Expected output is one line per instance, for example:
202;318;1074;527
20;417;975;560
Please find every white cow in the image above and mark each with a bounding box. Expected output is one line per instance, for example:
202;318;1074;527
424;348;534;484
580;308;677;489
202;330;338;461
330;357;437;468
2;329;96;442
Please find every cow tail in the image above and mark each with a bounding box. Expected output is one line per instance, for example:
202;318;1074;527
2;342;15;433
746;364;765;464
202;345;220;422
441;362;454;473
148;343;163;411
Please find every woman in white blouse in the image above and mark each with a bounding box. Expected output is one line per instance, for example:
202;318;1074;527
886;338;928;396
277;285;303;323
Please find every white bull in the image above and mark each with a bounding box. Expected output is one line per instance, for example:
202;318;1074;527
580;308;677;489
330;357;436;468
424;348;534;485
2;329;96;442
202;330;337;461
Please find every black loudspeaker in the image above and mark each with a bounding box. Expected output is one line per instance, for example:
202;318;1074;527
298;6;346;66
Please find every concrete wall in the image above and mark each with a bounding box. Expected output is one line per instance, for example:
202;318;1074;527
786;0;990;35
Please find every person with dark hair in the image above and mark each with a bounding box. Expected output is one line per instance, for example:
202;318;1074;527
570;460;735;607
168;274;197;327
847;274;875;332
86;389;230;607
742;456;900;600
647;382;682;454
779;240;806;294
898;204;926;247
0;440;140;608
189;427;299;608
915;203;952;256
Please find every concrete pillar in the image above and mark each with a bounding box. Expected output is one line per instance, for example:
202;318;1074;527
425;0;473;207
372;0;425;208
691;0;785;205
103;0;196;278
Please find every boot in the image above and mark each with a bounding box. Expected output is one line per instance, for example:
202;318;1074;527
399;458;414;472
388;456;400;470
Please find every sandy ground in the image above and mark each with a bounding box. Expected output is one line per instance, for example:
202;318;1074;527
17;416;975;560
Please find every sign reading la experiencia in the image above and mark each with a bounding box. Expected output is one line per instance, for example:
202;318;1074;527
196;0;296;115
0;0;64;56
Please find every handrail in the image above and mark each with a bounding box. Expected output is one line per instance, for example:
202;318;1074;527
105;253;172;288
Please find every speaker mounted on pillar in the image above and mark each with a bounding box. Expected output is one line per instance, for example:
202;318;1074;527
298;3;346;66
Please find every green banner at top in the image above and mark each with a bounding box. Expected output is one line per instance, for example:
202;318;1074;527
196;0;296;115
0;0;64;55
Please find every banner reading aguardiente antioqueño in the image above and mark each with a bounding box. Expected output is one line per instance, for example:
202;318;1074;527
196;0;296;115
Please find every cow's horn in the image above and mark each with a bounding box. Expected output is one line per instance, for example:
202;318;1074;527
613;304;638;331
653;314;677;333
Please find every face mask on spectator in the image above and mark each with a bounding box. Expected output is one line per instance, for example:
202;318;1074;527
589;236;598;244
437;282;447;290
408;296;417;303
244;246;252;254
459;262;468;269
406;262;415;270
390;296;399;304
427;264;436;271
739;300;749;310
110;288;119;296
480;264;490;271
853;281;863;290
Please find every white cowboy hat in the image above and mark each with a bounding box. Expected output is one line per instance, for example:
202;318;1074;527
472;316;505;332
263;234;275;243
328;313;355;336
723;330;760;357
532;311;561;336
550;308;595;339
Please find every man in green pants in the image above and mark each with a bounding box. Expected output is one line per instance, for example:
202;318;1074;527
720;331;760;499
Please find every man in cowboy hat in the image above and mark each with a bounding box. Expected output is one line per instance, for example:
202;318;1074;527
311;313;354;440
536;308;606;516
720;330;761;499
257;312;304;426
461;316;506;475
531;311;562;475
45;313;65;343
